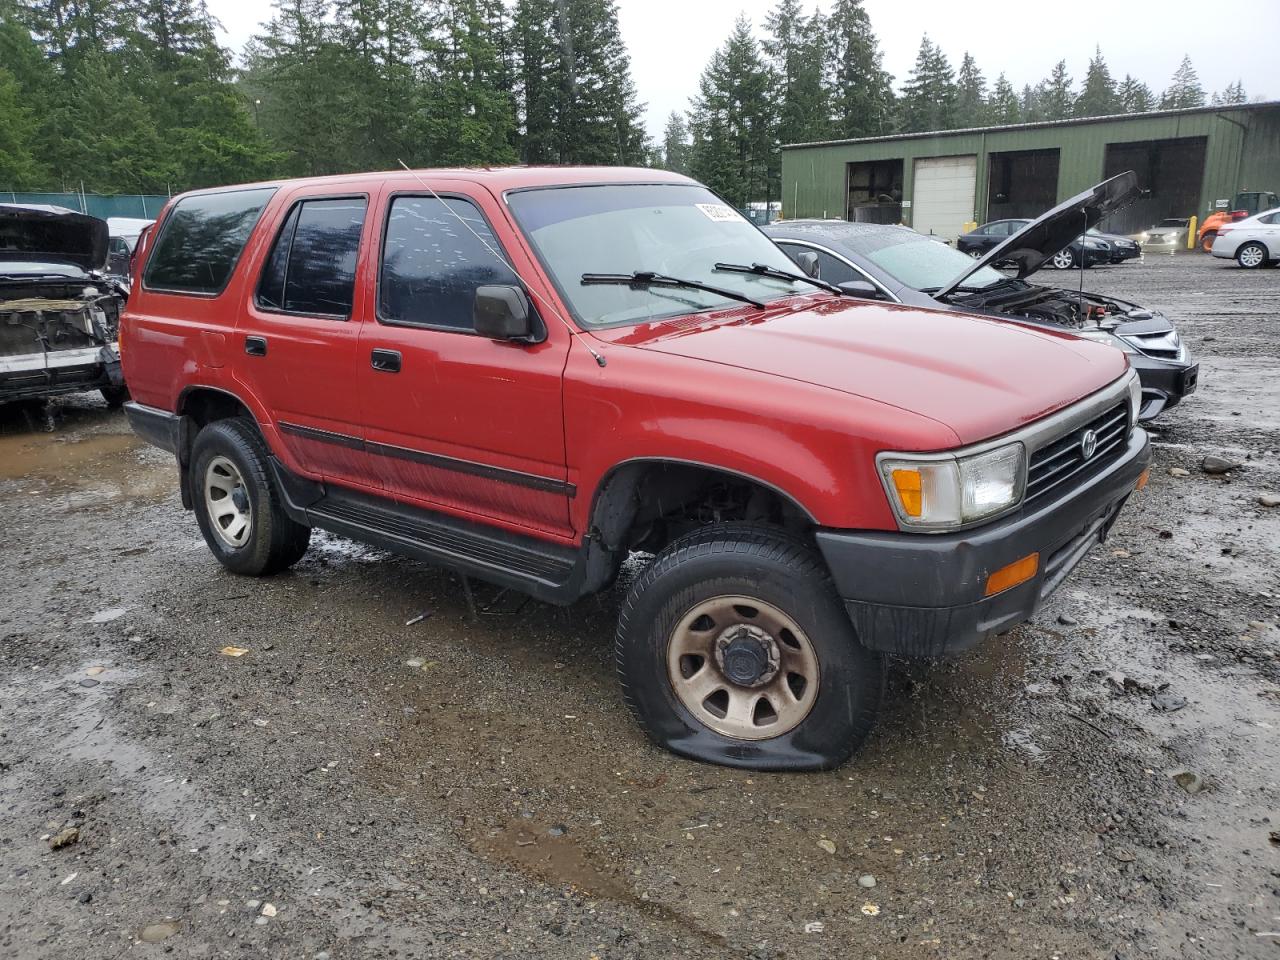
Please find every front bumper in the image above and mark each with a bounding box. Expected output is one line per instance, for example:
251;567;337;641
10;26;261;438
816;428;1150;656
1131;354;1198;419
1110;246;1141;262
0;344;121;402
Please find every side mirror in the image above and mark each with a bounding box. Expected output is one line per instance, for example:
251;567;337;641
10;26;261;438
474;285;542;343
838;280;886;301
791;250;820;278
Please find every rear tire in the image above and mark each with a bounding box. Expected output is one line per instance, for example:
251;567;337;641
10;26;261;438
615;523;884;771
189;418;311;576
1237;242;1269;269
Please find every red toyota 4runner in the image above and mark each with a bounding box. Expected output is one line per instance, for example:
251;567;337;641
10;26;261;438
121;168;1151;770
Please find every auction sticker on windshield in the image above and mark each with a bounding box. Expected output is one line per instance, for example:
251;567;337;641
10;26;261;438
695;203;744;223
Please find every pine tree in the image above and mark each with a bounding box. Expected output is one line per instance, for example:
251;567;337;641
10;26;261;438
0;66;47;188
1020;83;1041;121
688;16;775;208
1075;46;1119;117
1218;80;1247;105
763;0;830;145
512;0;648;165
1162;55;1205;108
1038;60;1074;120
420;0;518;166
897;35;955;132
826;0;893;138
954;52;986;127
1117;74;1155;112
986;73;1019;124
661;111;690;173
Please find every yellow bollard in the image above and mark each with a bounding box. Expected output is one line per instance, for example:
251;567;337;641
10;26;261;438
1187;215;1198;251
962;221;978;235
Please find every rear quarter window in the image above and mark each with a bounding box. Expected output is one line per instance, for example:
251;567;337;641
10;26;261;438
143;187;277;295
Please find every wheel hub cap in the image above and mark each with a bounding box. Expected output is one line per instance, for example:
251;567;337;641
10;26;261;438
717;626;779;687
204;455;252;549
666;595;820;741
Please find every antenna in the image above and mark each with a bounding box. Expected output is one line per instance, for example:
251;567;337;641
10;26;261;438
395;160;606;368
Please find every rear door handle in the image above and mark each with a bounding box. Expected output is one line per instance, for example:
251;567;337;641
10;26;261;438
370;348;401;373
244;336;267;357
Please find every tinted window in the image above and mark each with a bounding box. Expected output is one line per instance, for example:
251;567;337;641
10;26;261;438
379;196;519;330
257;197;366;317
984;221;1012;237
144;188;275;294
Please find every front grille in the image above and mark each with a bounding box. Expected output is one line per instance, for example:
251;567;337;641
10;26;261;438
1025;402;1128;503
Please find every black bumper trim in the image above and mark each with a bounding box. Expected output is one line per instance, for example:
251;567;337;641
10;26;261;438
817;428;1150;656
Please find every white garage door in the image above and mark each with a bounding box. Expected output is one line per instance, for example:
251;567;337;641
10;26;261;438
911;156;977;241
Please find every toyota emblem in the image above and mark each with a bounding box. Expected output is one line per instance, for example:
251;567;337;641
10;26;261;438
1080;428;1099;460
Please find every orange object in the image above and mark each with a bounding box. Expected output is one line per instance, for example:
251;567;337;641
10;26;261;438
890;468;923;517
1135;467;1150;491
984;553;1039;597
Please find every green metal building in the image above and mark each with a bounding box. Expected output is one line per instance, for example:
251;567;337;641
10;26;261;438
781;101;1280;240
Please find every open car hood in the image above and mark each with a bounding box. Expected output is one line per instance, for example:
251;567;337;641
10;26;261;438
936;171;1139;299
0;203;109;274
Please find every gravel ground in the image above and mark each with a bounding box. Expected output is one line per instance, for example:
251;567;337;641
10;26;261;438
1;254;1278;959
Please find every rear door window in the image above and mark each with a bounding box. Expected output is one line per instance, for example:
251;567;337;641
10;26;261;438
143;187;276;295
257;197;367;318
377;195;520;331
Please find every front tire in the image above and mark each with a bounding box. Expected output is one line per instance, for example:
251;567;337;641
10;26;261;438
615;523;884;771
1050;249;1076;270
1237;242;1269;269
189;418;311;576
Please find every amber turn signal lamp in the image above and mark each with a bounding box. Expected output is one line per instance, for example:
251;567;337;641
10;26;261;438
1135;468;1150;491
984;552;1040;597
890;468;923;517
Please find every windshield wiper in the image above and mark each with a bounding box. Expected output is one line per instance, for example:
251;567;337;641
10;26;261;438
581;271;765;309
713;261;844;295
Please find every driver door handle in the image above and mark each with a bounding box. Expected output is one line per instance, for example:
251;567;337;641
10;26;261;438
371;348;401;373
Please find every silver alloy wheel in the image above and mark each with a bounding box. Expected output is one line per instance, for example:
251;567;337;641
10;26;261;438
204;455;252;548
666;595;820;740
1238;244;1266;268
1051;250;1075;269
968;249;983;258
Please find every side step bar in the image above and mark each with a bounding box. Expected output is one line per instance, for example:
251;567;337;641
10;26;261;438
269;458;590;606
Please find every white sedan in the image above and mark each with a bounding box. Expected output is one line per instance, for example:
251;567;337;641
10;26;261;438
1211;207;1280;268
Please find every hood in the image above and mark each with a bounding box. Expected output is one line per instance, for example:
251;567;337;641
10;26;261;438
937;171;1139;298
0;203;109;274
596;296;1129;446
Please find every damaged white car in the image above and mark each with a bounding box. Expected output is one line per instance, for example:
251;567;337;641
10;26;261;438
1;203;129;406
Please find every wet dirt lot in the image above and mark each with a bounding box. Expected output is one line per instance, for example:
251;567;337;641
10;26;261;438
2;255;1278;959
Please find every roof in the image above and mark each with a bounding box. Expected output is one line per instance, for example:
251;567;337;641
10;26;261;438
782;100;1280;150
170;166;696;201
765;219;916;242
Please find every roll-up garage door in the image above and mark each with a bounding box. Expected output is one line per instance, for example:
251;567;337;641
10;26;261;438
911;156;977;240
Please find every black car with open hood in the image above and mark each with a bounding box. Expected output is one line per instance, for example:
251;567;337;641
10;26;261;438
0;204;129;406
765;171;1198;421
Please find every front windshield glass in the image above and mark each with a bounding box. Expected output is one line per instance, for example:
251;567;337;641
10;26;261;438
834;229;1008;291
506;183;808;327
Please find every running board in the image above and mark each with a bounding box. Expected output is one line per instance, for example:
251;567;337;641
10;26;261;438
268;458;586;605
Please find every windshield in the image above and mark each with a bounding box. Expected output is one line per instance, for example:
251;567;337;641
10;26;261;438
506;183;806;327
0;260;88;279
833;228;1008;291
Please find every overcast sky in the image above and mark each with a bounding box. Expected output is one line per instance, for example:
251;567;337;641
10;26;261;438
208;0;1279;140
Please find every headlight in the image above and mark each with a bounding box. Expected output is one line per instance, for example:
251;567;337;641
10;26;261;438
1126;370;1142;423
1074;328;1137;353
879;442;1025;531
